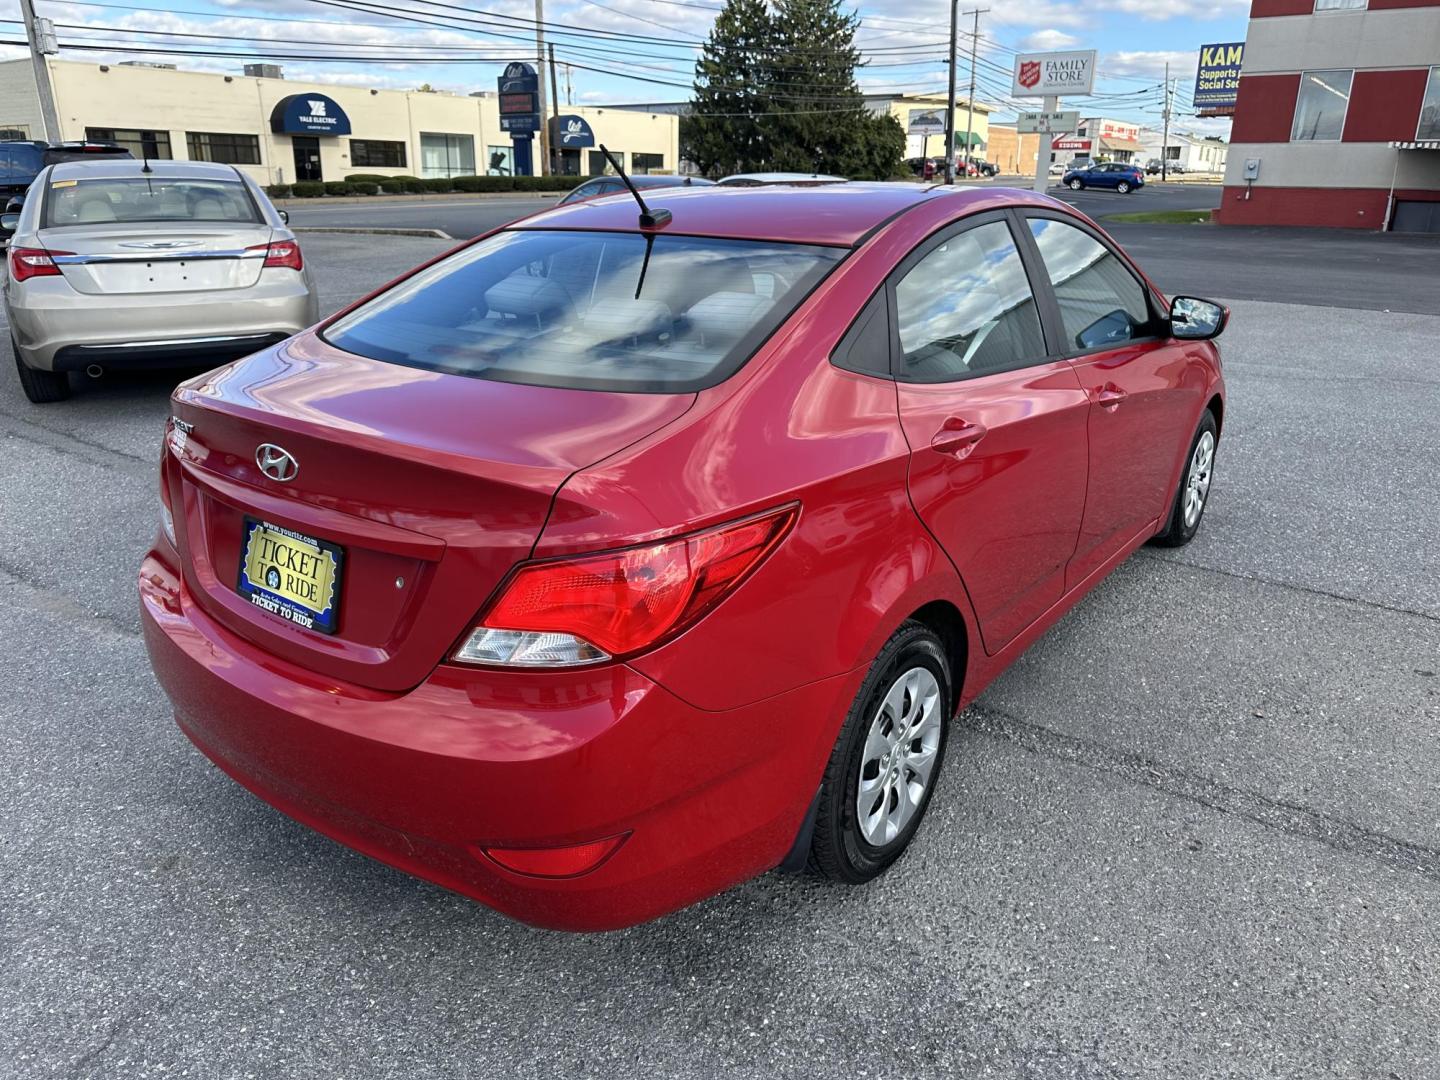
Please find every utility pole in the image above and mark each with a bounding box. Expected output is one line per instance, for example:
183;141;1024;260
1160;62;1172;182
564;65;573;106
961;8;986;180
943;0;958;184
19;0;62;143
548;43;560;126
535;0;550;176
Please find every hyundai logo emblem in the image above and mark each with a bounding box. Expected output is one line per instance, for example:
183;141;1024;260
256;443;299;482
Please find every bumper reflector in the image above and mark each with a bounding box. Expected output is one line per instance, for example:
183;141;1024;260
480;833;629;879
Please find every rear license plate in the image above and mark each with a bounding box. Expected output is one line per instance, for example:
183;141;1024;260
236;517;344;635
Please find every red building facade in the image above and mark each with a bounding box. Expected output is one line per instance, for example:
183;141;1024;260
1217;0;1440;230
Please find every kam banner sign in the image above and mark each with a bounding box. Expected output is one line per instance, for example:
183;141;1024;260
1011;50;1097;97
1193;42;1244;110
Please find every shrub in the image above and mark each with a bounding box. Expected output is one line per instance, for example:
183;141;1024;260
291;181;324;198
512;175;585;192
351;181;380;196
404;179;428;194
323;181;355;196
344;173;390;183
423;177;454;193
265;183;293;199
391;174;421;182
379;179;405;194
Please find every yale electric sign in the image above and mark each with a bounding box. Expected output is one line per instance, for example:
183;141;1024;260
270;94;352;136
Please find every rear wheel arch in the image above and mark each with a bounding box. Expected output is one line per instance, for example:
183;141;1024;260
1206;393;1223;437
906;599;968;714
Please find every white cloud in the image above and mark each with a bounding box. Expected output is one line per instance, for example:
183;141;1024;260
1020;29;1080;50
1103;49;1198;80
1090;0;1248;20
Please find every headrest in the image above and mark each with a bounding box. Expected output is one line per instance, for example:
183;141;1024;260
76;200;116;223
484;273;571;319
686;291;771;343
582;299;673;344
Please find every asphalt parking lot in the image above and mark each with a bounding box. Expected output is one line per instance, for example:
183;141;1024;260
2;231;1438;1079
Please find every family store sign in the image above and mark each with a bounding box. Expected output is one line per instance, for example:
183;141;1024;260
1011;50;1097;97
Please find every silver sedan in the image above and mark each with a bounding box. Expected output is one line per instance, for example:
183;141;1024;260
3;159;318;403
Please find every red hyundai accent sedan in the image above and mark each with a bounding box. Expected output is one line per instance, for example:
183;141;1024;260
139;183;1227;930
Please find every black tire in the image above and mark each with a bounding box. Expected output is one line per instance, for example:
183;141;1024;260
809;621;952;884
1151;409;1218;548
1117;180;1132;194
11;337;70;403
1068;178;1083;190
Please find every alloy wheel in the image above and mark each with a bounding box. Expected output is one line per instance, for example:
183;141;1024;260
855;666;942;847
1184;430;1215;528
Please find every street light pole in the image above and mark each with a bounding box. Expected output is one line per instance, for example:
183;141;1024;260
1161;61;1171;183
19;0;61;143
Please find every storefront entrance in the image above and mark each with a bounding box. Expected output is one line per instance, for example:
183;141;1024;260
292;136;322;183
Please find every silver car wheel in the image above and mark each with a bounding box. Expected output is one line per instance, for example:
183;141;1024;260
1183;430;1215;528
856;666;942;848
1069;178;1083;190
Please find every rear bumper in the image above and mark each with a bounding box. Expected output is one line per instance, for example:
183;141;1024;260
7;273;318;370
139;543;851;931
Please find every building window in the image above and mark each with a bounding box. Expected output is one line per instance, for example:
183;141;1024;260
631;153;664;175
1314;0;1365;9
349;139;406;168
419;133;474;177
86;127;172;160
486;145;514;176
0;124;28;140
186;131;261;165
1419;67;1440;142
1290;70;1353;142
588;149;623;176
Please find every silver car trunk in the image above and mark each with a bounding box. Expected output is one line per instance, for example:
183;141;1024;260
41;223;274;296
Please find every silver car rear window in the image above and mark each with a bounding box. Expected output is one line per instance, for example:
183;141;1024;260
322;229;845;393
42;177;261;228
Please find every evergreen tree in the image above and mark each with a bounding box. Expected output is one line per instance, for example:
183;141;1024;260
683;0;905;179
683;0;777;176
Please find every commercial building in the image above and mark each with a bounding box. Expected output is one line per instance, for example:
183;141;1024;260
0;58;680;185
1048;117;1146;168
985;125;1042;175
1136;129;1229;173
861;93;992;161
1217;0;1440;230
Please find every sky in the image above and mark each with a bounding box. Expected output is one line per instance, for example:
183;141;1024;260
0;0;1248;136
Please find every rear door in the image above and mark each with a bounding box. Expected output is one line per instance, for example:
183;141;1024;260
1021;211;1202;588
892;211;1090;656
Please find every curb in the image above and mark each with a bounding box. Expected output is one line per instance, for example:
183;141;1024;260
292;226;455;240
274;192;564;208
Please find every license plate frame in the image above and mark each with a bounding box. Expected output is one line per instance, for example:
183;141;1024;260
236;516;345;635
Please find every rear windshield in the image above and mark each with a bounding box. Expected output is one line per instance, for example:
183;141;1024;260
42;176;261;228
1;144;43;180
322;229;844;392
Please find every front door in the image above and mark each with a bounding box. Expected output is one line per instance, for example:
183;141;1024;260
1022;212;1201;587
892;213;1091;656
292;136;322;182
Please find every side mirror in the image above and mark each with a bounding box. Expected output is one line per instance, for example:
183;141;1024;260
278;209;290;224
4;195;23;214
0;212;20;233
1169;296;1229;341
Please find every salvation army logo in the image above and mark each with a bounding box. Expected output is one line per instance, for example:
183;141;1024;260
1019;61;1041;89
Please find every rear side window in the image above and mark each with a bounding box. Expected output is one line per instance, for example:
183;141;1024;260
892;220;1047;382
1;144;42;180
323;229;844;393
42;177;261;228
1027;218;1154;351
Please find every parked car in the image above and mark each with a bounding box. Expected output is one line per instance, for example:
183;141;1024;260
716;172;848;186
1145;160;1186;176
964;158;1000;177
557;173;714;205
1;140;133;242
4;159;318;403
139;182;1227;931
1062;161;1146;193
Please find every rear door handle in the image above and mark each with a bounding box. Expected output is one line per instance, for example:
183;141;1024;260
930;417;987;459
1096;384;1128;408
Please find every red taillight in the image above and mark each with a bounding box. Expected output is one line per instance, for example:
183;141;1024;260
247;240;303;271
8;246;71;284
462;505;797;663
480;834;628;878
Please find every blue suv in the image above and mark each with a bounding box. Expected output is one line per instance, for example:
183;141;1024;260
1061;161;1145;193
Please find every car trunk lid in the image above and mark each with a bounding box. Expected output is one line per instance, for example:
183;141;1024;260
41;223;273;295
168;332;694;692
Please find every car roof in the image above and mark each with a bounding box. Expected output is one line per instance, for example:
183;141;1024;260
517;182;1065;247
581;174;715;188
45;159;245;182
718;172;848;184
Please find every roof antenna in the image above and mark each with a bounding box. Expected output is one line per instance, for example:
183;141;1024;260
600;144;670;229
141;139;153;174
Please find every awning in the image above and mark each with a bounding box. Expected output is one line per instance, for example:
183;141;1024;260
954;132;986;148
1099;136;1144;154
1389;140;1440;150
